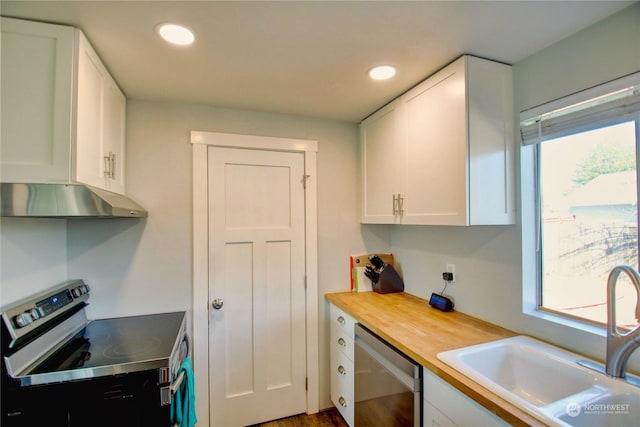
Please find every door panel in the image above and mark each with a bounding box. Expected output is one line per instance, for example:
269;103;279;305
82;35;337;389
209;146;306;426
224;241;254;398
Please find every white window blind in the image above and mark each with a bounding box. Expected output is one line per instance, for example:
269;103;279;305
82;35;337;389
520;72;640;146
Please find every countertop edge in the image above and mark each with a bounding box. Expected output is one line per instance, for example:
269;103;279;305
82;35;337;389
325;291;547;427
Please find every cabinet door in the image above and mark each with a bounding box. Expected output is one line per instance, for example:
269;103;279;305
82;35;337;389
423;401;458;427
0;18;75;183
75;33;104;189
102;73;126;194
361;102;405;224
467;56;514;225
403;58;467;225
75;32;126;194
423;369;508;427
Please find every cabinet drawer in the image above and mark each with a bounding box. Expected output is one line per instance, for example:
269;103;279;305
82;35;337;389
330;344;354;391
330;304;356;340
331;346;354;426
331;324;354;361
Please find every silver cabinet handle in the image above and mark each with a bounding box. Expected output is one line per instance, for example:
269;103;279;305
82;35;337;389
103;152;116;179
338;396;347;407
398;193;404;216
110;152;116;179
337;337;346;347
212;298;224;310
337;315;345;325
337;365;346;375
104;154;111;178
392;194;398;215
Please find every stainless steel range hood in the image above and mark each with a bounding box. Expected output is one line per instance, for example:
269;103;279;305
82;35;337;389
0;183;147;218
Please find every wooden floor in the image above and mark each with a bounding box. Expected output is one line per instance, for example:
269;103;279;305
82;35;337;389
249;407;348;427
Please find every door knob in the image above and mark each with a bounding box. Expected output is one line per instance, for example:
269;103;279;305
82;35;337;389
211;298;224;310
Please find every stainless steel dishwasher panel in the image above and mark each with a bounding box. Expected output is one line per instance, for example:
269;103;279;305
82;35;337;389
354;323;422;427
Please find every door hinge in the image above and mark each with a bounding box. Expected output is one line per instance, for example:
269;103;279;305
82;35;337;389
302;174;311;189
305;376;308;390
304;275;307;289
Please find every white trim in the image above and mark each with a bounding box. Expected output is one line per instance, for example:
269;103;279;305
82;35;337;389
191;130;318;153
192;143;210;425
520;133;606;340
191;131;319;425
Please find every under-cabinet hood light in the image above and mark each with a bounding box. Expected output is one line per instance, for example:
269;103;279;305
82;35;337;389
156;23;194;46
368;65;396;81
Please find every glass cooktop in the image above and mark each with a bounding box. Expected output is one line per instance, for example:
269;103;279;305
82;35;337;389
28;311;185;383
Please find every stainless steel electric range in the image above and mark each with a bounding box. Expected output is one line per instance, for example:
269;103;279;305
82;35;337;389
1;279;189;427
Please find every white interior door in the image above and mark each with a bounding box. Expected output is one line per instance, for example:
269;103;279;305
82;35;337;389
208;146;307;426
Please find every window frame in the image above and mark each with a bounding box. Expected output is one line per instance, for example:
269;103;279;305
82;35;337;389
521;73;640;330
537;120;640;327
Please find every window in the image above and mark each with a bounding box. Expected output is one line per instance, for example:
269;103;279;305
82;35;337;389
521;73;640;326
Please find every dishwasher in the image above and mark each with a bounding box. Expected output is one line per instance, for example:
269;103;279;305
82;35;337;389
354;323;422;426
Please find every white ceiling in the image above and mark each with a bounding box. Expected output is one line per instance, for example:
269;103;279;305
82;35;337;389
0;1;633;122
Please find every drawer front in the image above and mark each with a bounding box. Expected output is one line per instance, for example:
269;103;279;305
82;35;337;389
330;304;356;360
331;346;354;426
330;304;356;338
331;326;354;361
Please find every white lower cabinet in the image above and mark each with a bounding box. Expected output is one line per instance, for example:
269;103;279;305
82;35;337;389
329;303;355;426
423;369;508;427
328;303;508;427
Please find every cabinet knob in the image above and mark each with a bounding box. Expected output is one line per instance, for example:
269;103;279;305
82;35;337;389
211;298;224;310
337;365;346;375
337;315;345;325
338;396;347;407
337;337;346;347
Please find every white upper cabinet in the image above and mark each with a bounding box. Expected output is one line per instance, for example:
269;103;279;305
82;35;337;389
360;101;406;223
75;31;126;194
1;17;126;194
1;18;75;184
361;55;515;226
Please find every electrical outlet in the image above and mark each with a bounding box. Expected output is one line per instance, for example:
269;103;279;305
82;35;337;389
446;264;455;282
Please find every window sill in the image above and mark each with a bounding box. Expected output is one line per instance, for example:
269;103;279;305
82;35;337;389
522;305;606;339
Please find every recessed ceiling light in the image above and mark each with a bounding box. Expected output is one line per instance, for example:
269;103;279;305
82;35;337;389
156;23;195;46
369;65;396;81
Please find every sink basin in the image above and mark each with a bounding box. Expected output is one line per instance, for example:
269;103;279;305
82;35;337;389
553;387;640;427
437;336;640;426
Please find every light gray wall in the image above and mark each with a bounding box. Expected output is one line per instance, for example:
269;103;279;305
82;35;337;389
1;1;638;416
0;218;67;303
65;101;389;410
392;3;640;368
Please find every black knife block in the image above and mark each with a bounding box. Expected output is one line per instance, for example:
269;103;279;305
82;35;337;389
373;265;404;294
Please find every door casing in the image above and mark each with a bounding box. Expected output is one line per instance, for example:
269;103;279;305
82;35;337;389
191;131;319;425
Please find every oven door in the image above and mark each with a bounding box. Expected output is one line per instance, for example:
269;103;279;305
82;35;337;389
354;324;422;427
2;369;172;427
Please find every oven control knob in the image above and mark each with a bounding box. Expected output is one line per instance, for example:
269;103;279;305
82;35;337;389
29;307;44;321
72;285;89;298
14;312;33;328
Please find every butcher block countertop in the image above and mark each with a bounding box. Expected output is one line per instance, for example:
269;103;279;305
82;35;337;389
325;291;547;427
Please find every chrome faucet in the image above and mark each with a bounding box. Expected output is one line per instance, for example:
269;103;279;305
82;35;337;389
605;264;640;378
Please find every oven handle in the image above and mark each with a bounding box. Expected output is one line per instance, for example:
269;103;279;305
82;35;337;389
170;370;186;395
